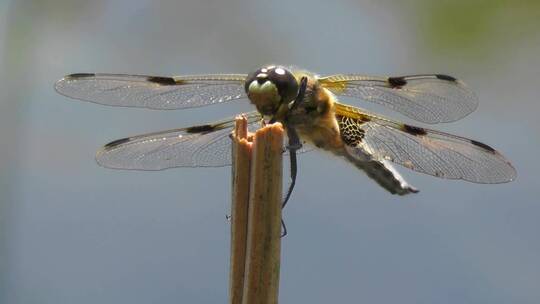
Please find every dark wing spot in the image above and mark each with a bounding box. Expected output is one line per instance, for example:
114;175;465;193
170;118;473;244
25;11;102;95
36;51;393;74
185;124;216;133
104;137;131;148
67;73;95;78
402;124;427;136
470;139;496;153
388;76;407;88
435;74;457;82
147;76;178;85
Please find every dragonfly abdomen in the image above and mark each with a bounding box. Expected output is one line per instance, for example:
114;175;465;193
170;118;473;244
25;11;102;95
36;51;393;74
337;113;418;195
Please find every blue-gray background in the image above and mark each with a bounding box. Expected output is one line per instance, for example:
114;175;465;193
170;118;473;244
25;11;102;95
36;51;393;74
1;1;539;303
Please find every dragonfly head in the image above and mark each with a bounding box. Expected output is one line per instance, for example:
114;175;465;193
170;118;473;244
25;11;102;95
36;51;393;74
245;65;299;116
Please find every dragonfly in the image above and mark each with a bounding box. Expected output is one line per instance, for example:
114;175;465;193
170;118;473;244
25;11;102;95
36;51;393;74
55;65;516;203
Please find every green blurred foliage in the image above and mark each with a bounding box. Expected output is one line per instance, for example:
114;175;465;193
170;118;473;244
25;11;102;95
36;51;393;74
414;0;540;55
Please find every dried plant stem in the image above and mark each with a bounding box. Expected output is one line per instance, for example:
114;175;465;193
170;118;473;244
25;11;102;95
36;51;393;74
229;116;284;304
229;116;252;304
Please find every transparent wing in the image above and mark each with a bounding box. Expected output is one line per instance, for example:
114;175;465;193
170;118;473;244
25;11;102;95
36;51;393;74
320;74;478;124
96;112;262;170
55;73;248;109
335;103;516;183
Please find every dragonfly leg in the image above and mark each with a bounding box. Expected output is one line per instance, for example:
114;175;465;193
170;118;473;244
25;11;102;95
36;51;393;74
288;77;308;111
283;126;299;209
281;219;288;237
279;128;298;238
280;76;308;237
281;76;308;210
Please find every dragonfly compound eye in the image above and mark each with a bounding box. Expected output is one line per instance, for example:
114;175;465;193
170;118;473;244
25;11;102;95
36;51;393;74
245;66;299;115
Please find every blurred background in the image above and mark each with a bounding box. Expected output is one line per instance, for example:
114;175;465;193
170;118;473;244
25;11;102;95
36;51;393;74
1;0;539;303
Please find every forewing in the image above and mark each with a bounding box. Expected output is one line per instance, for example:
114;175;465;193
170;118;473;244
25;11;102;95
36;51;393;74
55;73;248;109
335;103;516;183
96;113;262;170
320;74;478;124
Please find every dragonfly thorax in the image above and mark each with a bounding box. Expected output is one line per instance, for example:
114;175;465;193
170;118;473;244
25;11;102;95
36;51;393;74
244;65;299;116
